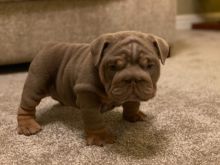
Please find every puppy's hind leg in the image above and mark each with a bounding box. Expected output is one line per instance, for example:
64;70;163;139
17;68;51;136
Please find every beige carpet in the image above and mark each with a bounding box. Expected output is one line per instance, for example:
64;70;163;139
0;30;220;164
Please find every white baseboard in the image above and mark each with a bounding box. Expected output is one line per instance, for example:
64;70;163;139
176;12;220;30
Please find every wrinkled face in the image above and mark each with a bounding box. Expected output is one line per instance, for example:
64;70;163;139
98;37;161;104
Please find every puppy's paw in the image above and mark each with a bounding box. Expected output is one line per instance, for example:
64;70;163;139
17;117;42;136
123;110;146;122
85;128;116;146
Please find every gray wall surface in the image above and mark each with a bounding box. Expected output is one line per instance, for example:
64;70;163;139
0;0;176;65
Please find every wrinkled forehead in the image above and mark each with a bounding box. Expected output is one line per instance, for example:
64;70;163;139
106;36;156;59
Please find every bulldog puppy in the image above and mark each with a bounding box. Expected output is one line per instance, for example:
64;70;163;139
17;31;169;146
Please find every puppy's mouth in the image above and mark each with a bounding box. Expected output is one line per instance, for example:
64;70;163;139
109;82;155;103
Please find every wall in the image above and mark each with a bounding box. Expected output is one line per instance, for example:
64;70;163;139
200;0;220;13
177;0;220;14
177;0;199;14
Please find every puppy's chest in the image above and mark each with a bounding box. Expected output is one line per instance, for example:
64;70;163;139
100;97;121;113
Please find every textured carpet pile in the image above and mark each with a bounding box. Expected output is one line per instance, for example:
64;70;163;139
0;30;220;164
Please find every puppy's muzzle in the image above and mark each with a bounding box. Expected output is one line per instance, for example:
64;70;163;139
123;76;146;85
110;71;155;102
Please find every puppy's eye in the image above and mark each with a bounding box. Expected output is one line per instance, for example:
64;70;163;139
108;64;117;72
108;60;125;72
146;63;154;70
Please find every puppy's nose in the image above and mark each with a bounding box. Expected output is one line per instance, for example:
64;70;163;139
124;77;143;84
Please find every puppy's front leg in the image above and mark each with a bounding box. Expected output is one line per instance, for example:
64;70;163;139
123;101;146;122
77;92;115;146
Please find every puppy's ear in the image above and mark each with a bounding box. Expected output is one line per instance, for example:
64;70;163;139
90;34;113;67
150;35;170;65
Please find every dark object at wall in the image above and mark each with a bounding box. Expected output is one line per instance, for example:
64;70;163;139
192;22;220;30
0;63;30;74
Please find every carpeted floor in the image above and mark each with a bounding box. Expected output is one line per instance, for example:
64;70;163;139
0;30;220;165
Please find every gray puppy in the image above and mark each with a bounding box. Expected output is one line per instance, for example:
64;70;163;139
17;31;169;146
